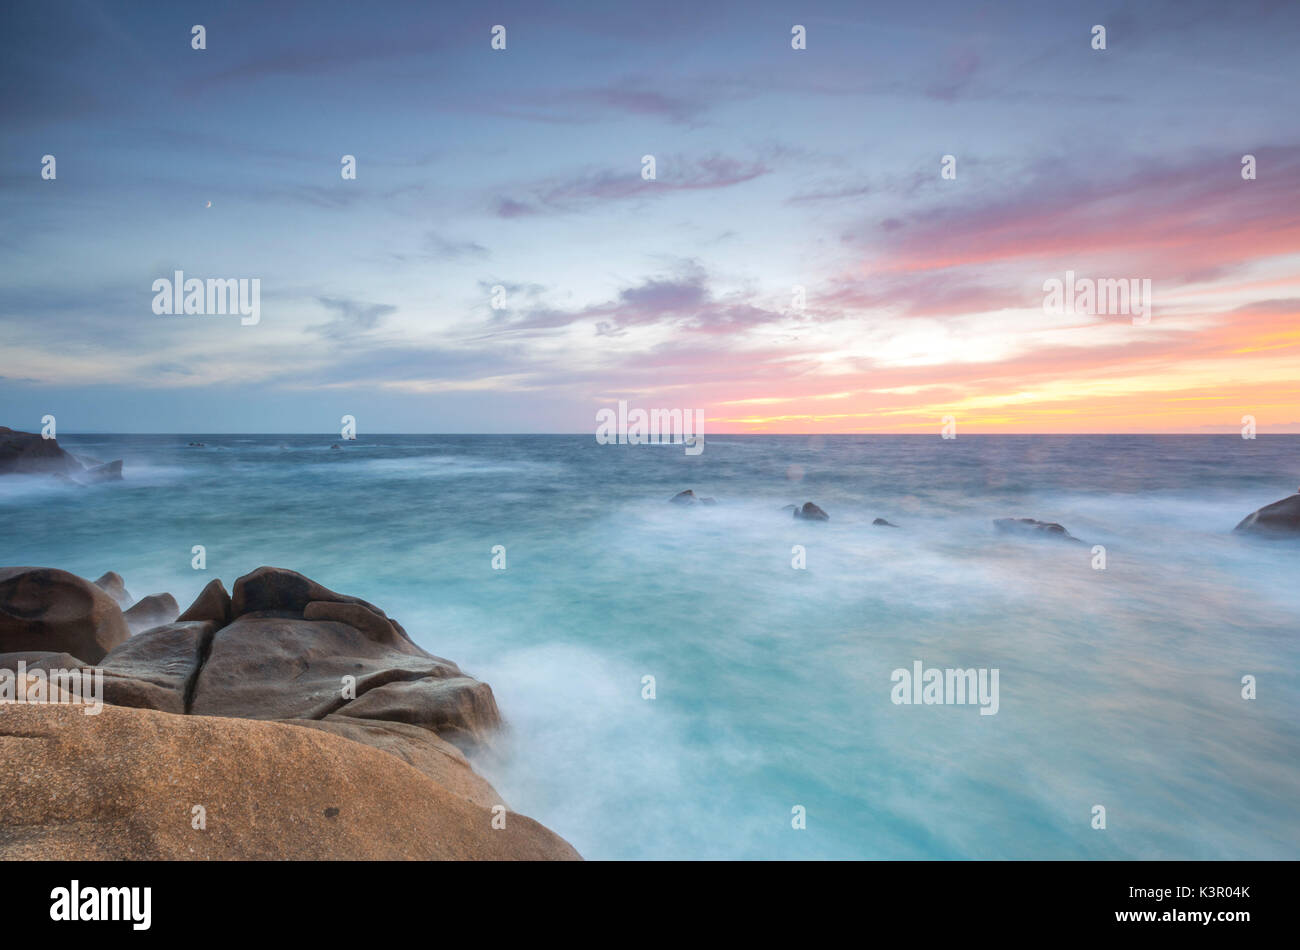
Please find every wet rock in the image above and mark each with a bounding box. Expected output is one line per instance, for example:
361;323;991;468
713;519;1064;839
99;620;218;715
1233;491;1300;537
335;675;502;753
76;460;123;483
122;593;180;634
0;427;84;476
176;578;232;626
0;564;579;859
0;567;129;663
873;518;899;527
670;489;697;504
93;571;132;607
993;518;1084;543
794;502;830;522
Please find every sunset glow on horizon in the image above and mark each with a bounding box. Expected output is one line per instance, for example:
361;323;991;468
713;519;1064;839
2;0;1297;434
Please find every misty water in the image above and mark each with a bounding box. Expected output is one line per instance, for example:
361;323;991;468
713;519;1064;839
3;434;1297;859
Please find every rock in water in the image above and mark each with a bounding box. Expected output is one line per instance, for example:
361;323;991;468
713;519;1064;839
0;427;84;476
873;518;899;527
794;502;830;521
1233;491;1300;537
122;592;180;634
0;567;129;662
0;565;581;860
0;427;124;482
93;571;132;607
0;703;580;860
197;567;494;753
670;489;697;504
993;518;1084;544
76;459;123;483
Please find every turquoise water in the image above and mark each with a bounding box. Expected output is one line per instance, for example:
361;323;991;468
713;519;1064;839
3;434;1298;859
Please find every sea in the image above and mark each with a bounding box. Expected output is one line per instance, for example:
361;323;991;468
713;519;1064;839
2;433;1297;859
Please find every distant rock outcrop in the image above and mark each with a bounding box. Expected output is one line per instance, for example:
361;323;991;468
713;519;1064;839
670;489;716;506
993;518;1084;544
1233;491;1300;537
0;427;84;476
793;501;830;522
0;565;578;860
0;427;124;483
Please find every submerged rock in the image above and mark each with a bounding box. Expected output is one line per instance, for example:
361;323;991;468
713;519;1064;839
1233;491;1300;537
794;502;830;522
76;460;123;483
993;518;1084;544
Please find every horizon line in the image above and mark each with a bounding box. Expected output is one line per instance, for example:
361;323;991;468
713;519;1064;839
42;430;1300;437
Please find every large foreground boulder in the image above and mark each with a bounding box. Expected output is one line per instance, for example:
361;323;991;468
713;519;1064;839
0;564;580;859
0;703;579;860
0;567;128;662
1234;491;1300;537
188;614;470;724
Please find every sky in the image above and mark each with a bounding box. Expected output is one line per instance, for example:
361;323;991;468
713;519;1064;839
1;0;1298;434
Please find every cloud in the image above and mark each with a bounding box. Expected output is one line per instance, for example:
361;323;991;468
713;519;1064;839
389;232;490;263
311;297;398;340
848;147;1300;281
487;261;788;336
787;183;873;204
492;154;768;217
